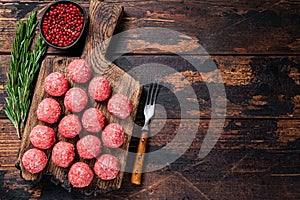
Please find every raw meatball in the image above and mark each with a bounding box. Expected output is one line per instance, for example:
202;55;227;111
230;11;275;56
67;59;92;83
44;72;69;96
58;114;82;139
107;94;132;119
94;154;119;180
37;98;61;124
88;76;111;102
68;162;94;188
22;148;48;174
64;87;88;113
81;108;105;133
52;141;75;168
76;135;101;159
102;123;125;148
29;125;56;149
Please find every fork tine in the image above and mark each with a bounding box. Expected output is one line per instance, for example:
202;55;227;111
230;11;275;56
145;83;160;105
149;83;156;105
145;84;151;105
152;83;159;105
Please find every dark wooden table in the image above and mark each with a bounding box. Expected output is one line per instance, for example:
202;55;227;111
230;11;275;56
1;0;300;199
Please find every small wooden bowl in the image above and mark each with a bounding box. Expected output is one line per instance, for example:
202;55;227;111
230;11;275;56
39;0;88;50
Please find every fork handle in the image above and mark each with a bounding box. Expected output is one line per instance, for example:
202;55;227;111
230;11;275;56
131;130;148;185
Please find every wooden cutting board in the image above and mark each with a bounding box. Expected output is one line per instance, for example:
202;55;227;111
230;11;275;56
15;0;142;193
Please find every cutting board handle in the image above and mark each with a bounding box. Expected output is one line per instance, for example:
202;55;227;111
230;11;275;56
83;0;123;74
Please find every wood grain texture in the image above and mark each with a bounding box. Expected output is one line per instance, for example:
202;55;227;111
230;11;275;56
2;118;300;162
15;0;142;192
1;0;300;198
1;55;300;119
1;118;300;198
115;55;300;119
1;153;300;199
131;130;148;185
0;1;299;54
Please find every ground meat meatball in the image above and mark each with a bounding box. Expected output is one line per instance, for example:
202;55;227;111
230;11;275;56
37;98;61;124
107;94;132;119
67;59;92;83
44;72;69;96
22;148;48;174
81;108;105;133
76;135;101;159
94;154;119;180
68;162;94;188
102;123;125;148
64;87;88;113
88;76;111;102
58;114;82;139
52;141;75;168
29;125;56;149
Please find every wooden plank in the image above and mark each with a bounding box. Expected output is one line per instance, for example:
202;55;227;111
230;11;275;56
0;1;299;54
2;118;300;168
0;55;10;117
1;157;300;199
180;149;300;200
2;55;300;119
115;55;300;119
1;119;295;163
128;170;300;199
1;117;300;198
148;119;300;151
15;0;142;192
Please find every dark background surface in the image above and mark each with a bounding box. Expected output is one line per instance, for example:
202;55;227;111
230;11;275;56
0;0;300;199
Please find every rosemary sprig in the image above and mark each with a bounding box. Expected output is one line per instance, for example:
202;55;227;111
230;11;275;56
4;11;47;139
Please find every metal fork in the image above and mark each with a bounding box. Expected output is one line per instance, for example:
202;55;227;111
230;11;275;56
131;83;159;185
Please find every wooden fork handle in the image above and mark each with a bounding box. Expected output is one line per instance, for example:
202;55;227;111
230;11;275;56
131;130;148;185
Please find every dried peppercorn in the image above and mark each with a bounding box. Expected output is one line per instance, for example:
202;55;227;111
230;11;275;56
41;2;85;47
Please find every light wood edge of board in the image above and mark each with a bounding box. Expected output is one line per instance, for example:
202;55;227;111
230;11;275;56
82;0;124;59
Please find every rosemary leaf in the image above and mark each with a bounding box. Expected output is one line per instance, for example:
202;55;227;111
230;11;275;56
4;11;47;139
